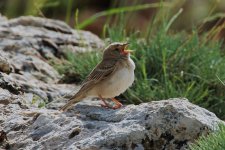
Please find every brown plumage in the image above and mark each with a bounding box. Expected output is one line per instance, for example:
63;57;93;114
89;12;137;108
60;42;135;111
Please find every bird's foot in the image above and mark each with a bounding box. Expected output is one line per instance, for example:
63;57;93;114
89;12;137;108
112;103;123;109
100;103;111;108
99;96;112;108
111;98;123;109
100;103;122;109
99;96;123;109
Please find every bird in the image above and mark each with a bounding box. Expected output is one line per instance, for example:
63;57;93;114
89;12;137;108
60;42;135;111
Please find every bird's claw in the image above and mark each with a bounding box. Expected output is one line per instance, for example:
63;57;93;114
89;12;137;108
100;103;110;108
100;103;122;109
112;103;123;109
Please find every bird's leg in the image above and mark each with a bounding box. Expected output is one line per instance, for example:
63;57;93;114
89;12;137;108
98;95;111;108
111;98;123;109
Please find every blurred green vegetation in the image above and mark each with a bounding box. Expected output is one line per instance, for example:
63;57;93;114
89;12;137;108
1;0;225;35
2;0;69;17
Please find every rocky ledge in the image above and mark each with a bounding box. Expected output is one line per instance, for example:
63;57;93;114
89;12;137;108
0;15;224;150
1;97;223;150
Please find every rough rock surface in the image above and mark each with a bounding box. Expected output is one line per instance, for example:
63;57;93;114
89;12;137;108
0;51;12;73
0;98;223;150
0;15;104;104
0;15;224;150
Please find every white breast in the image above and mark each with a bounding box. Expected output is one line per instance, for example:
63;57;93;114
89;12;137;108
97;57;135;98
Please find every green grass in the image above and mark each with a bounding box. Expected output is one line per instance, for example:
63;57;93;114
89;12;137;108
190;124;225;150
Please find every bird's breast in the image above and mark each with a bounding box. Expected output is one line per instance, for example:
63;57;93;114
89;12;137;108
97;58;135;98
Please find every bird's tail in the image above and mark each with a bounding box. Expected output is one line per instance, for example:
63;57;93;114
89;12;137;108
59;92;85;112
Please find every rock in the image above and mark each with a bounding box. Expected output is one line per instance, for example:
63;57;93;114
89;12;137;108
0;73;23;95
0;50;11;73
0;15;104;103
10;54;59;83
0;16;104;58
0;14;7;25
0;98;223;150
0;71;76;104
0;88;14;105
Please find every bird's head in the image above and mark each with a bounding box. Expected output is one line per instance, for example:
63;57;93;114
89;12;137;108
103;42;133;60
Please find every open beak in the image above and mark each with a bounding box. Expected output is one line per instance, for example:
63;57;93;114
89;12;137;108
122;43;134;54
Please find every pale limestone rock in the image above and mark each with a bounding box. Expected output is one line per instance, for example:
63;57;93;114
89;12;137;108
1;98;223;150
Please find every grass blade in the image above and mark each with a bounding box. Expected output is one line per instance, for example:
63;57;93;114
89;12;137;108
77;2;172;29
165;8;183;32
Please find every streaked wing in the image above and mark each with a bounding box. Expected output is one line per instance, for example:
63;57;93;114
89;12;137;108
79;59;118;92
